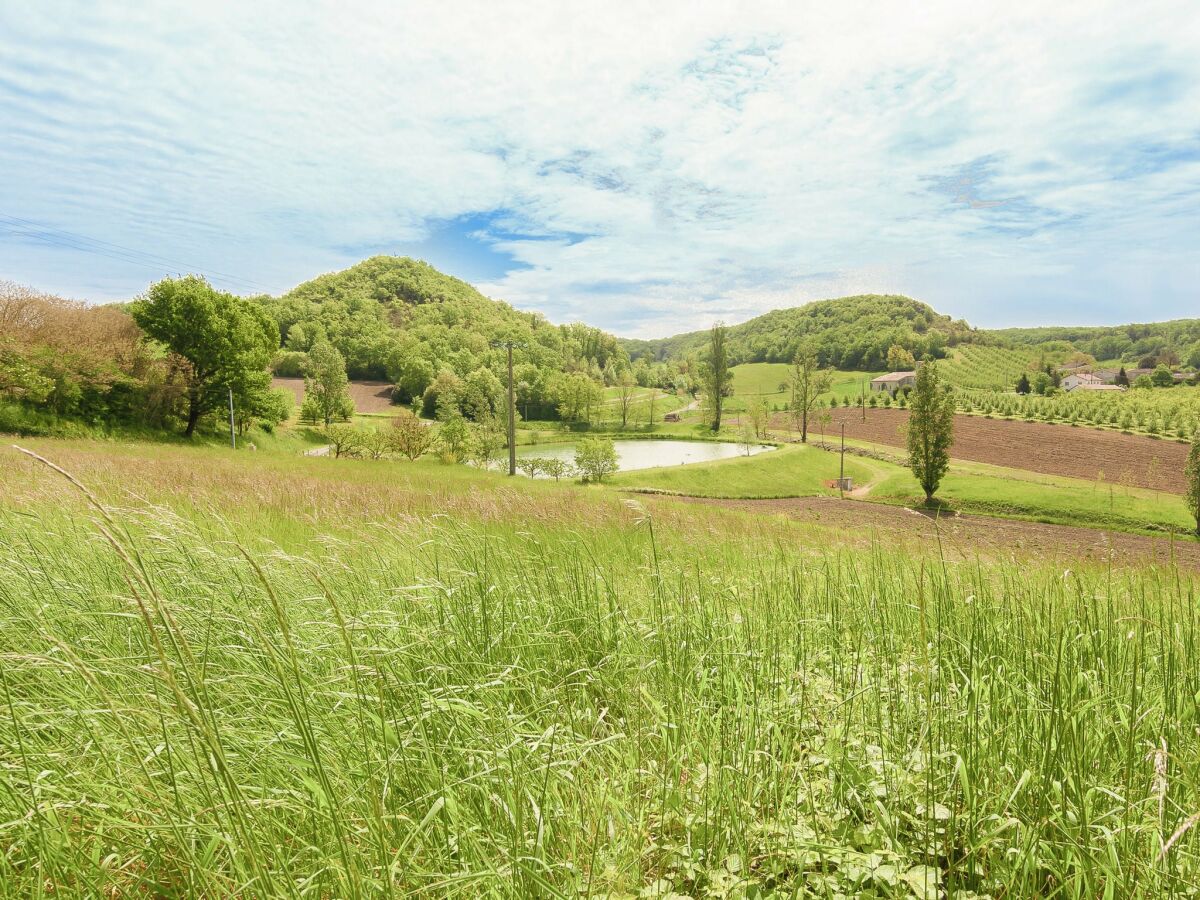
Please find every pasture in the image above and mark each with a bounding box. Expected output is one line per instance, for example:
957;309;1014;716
2;437;1199;897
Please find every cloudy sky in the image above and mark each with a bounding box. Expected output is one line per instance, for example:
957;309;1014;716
1;2;1198;337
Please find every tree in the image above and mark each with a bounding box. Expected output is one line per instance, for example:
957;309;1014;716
436;414;472;463
131;276;277;436
886;344;916;371
470;414;506;469
1186;430;1200;536
303;340;355;426
1015;373;1031;395
700;323;733;432
554;373;602;424
616;372;637;428
738;423;757;457
388;409;434;460
516;457;543;478
541;458;572;481
906;361;955;503
1134;374;1154;390
787;345;833;443
748;395;771;439
1115;367;1130;387
574;437;619;482
232;383;292;435
1151;364;1175;388
324;423;362;459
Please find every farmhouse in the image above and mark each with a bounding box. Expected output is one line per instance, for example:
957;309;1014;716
1061;372;1103;392
870;371;916;394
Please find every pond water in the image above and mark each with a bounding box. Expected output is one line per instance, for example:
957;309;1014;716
516;439;774;473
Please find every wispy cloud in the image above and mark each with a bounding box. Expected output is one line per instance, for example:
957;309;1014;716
1;1;1198;335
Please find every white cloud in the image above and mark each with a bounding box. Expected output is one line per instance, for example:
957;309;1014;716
0;0;1198;334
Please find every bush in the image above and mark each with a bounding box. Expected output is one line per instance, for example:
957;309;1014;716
388;410;434;460
574;437;619;482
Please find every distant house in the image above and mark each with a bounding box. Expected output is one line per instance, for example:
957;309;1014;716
1061;373;1103;392
870;371;916;394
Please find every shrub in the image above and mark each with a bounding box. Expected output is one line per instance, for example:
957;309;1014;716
574;437;619;482
388;410;434;461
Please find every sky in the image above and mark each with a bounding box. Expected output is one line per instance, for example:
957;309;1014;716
1;1;1198;338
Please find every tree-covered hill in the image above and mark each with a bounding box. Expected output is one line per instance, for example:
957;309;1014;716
622;294;978;370
987;320;1200;369
255;256;632;420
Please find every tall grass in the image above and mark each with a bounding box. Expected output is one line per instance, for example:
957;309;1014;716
0;445;1198;896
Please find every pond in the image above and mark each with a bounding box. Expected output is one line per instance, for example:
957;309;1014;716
516;439;774;473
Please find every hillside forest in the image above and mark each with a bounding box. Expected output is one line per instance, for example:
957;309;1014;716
3;255;1199;438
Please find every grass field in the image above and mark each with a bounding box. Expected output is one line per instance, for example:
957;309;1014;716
2;438;1200;896
727;364;883;413
869;456;1196;534
608;442;871;498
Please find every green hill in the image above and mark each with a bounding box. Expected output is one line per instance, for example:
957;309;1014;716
988;320;1200;369
257;256;626;418
621;294;978;370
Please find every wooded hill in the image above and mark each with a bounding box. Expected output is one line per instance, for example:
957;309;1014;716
988;320;1200;369
257;256;630;418
621;295;978;369
623;293;1200;372
0;256;651;436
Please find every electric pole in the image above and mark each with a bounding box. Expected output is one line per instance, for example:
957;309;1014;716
228;386;236;450
491;339;524;476
506;343;516;475
839;422;845;498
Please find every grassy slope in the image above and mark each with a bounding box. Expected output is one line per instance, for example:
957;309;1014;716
869;457;1195;534
607;442;871;498
727;363;883;412
1;437;1198;897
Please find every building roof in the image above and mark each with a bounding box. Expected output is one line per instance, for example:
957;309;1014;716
1066;372;1103;384
871;371;916;383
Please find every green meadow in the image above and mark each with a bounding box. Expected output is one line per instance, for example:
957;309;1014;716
1;438;1199;897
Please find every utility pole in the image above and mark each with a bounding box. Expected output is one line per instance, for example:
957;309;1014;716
839;422;845;498
228;386;236;450
861;380;866;422
506;343;516;476
491;338;524;476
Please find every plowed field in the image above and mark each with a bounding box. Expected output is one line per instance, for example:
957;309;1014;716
272;377;397;414
782;407;1191;494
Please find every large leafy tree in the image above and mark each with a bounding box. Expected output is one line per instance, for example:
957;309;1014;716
131;276;277;436
906;361;955;503
787;344;833;443
303;340;355;426
1186;430;1200;537
701;323;733;432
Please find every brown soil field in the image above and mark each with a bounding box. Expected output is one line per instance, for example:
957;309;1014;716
670;494;1200;572
272;377;397;414
778;407;1191;494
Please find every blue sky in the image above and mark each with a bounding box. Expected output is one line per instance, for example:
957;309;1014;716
1;2;1198;337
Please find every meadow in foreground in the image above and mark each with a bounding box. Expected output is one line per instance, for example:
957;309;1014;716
1;440;1199;897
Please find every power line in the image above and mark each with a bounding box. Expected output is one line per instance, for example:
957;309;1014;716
0;212;274;293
